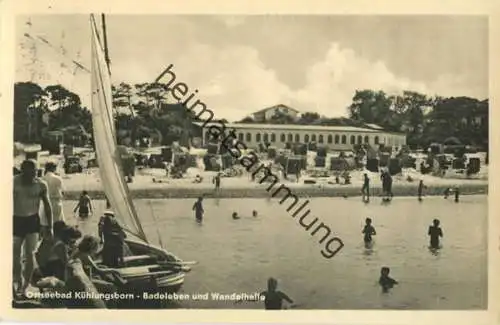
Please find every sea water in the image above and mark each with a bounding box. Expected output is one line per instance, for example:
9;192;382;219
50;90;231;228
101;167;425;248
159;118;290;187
64;195;487;310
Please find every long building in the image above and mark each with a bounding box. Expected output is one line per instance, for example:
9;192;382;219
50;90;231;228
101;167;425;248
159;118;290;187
195;122;406;151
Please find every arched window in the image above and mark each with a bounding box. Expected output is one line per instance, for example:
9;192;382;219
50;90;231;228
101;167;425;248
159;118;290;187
341;135;347;144
335;135;340;144
295;134;300;142
270;133;276;142
327;135;333;144
364;136;369;144
311;134;317;142
238;133;243;141
318;134;324;143
357;135;362;144
304;134;310;143
374;136;379;145
288;133;293;142
246;133;252;142
350;135;355;144
280;133;286;142
263;133;269;142
256;133;261;142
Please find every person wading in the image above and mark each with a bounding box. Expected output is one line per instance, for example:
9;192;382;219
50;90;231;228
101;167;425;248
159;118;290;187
13;159;53;296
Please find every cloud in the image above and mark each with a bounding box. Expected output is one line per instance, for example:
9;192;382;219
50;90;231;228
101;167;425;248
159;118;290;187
149;41;478;121
16;33;486;122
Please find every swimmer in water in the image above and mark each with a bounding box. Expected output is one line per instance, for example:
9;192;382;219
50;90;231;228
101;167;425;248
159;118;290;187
361;173;370;202
236;277;295;310
418;179;427;201
379;267;398;293
73;191;93;219
454;187;460;202
232;212;240;220
428;218;443;249
362;217;376;245
192;197;204;223
252;210;258;217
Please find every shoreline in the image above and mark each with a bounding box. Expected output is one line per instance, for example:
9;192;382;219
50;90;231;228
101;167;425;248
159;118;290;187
62;182;488;200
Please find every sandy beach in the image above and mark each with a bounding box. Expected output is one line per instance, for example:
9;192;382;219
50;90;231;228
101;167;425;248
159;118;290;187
58;166;488;200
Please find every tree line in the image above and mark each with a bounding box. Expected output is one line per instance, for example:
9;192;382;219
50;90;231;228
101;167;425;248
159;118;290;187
14;82;488;150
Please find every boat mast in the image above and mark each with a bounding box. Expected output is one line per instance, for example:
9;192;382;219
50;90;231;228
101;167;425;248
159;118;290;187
101;14;111;75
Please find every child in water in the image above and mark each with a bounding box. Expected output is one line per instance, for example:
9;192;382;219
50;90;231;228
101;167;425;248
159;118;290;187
428;219;443;249
379;267;398;293
362;218;376;244
73;190;93;219
260;277;295;310
232;212;240;220
235;277;296;310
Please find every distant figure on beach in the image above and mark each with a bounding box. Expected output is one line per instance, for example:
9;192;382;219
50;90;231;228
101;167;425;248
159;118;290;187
454;187;460;202
428;219;443;249
213;173;221;190
42;162;65;224
379;267;398;293
252;210;258;217
418;179;427;201
361;173;370;202
13;159;53;296
99;210;126;267
192;197;204;223
74;190;93;219
106;197;111;209
232;212;240;220
260;278;295;310
362;218;376;245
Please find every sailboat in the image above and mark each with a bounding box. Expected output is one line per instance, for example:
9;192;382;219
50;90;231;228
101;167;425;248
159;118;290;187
89;14;194;294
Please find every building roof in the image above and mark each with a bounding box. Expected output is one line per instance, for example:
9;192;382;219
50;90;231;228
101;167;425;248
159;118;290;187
251;104;300;115
193;121;401;134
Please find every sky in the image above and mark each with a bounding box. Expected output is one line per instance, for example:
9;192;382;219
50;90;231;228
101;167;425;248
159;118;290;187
15;15;488;121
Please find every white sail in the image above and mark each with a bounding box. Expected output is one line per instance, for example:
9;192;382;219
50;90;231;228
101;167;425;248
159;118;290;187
90;14;147;242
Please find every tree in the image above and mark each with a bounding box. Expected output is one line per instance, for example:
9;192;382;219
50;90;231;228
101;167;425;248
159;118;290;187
14;82;47;142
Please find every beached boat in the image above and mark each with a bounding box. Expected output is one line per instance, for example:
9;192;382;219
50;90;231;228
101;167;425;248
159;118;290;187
88;14;194;294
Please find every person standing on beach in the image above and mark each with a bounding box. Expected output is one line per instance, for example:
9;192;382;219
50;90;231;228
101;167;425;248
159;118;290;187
13;159;53;295
41;162;65;224
428;219;443;249
361;173;370;202
73;191;93;219
192;197;204;223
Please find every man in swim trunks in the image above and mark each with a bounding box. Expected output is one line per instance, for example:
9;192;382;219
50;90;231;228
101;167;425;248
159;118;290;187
13;159;53;295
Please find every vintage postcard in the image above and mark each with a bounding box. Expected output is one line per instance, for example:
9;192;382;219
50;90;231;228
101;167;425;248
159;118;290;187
0;0;498;324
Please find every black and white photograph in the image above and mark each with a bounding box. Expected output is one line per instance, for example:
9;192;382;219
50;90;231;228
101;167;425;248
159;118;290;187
6;9;492;315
